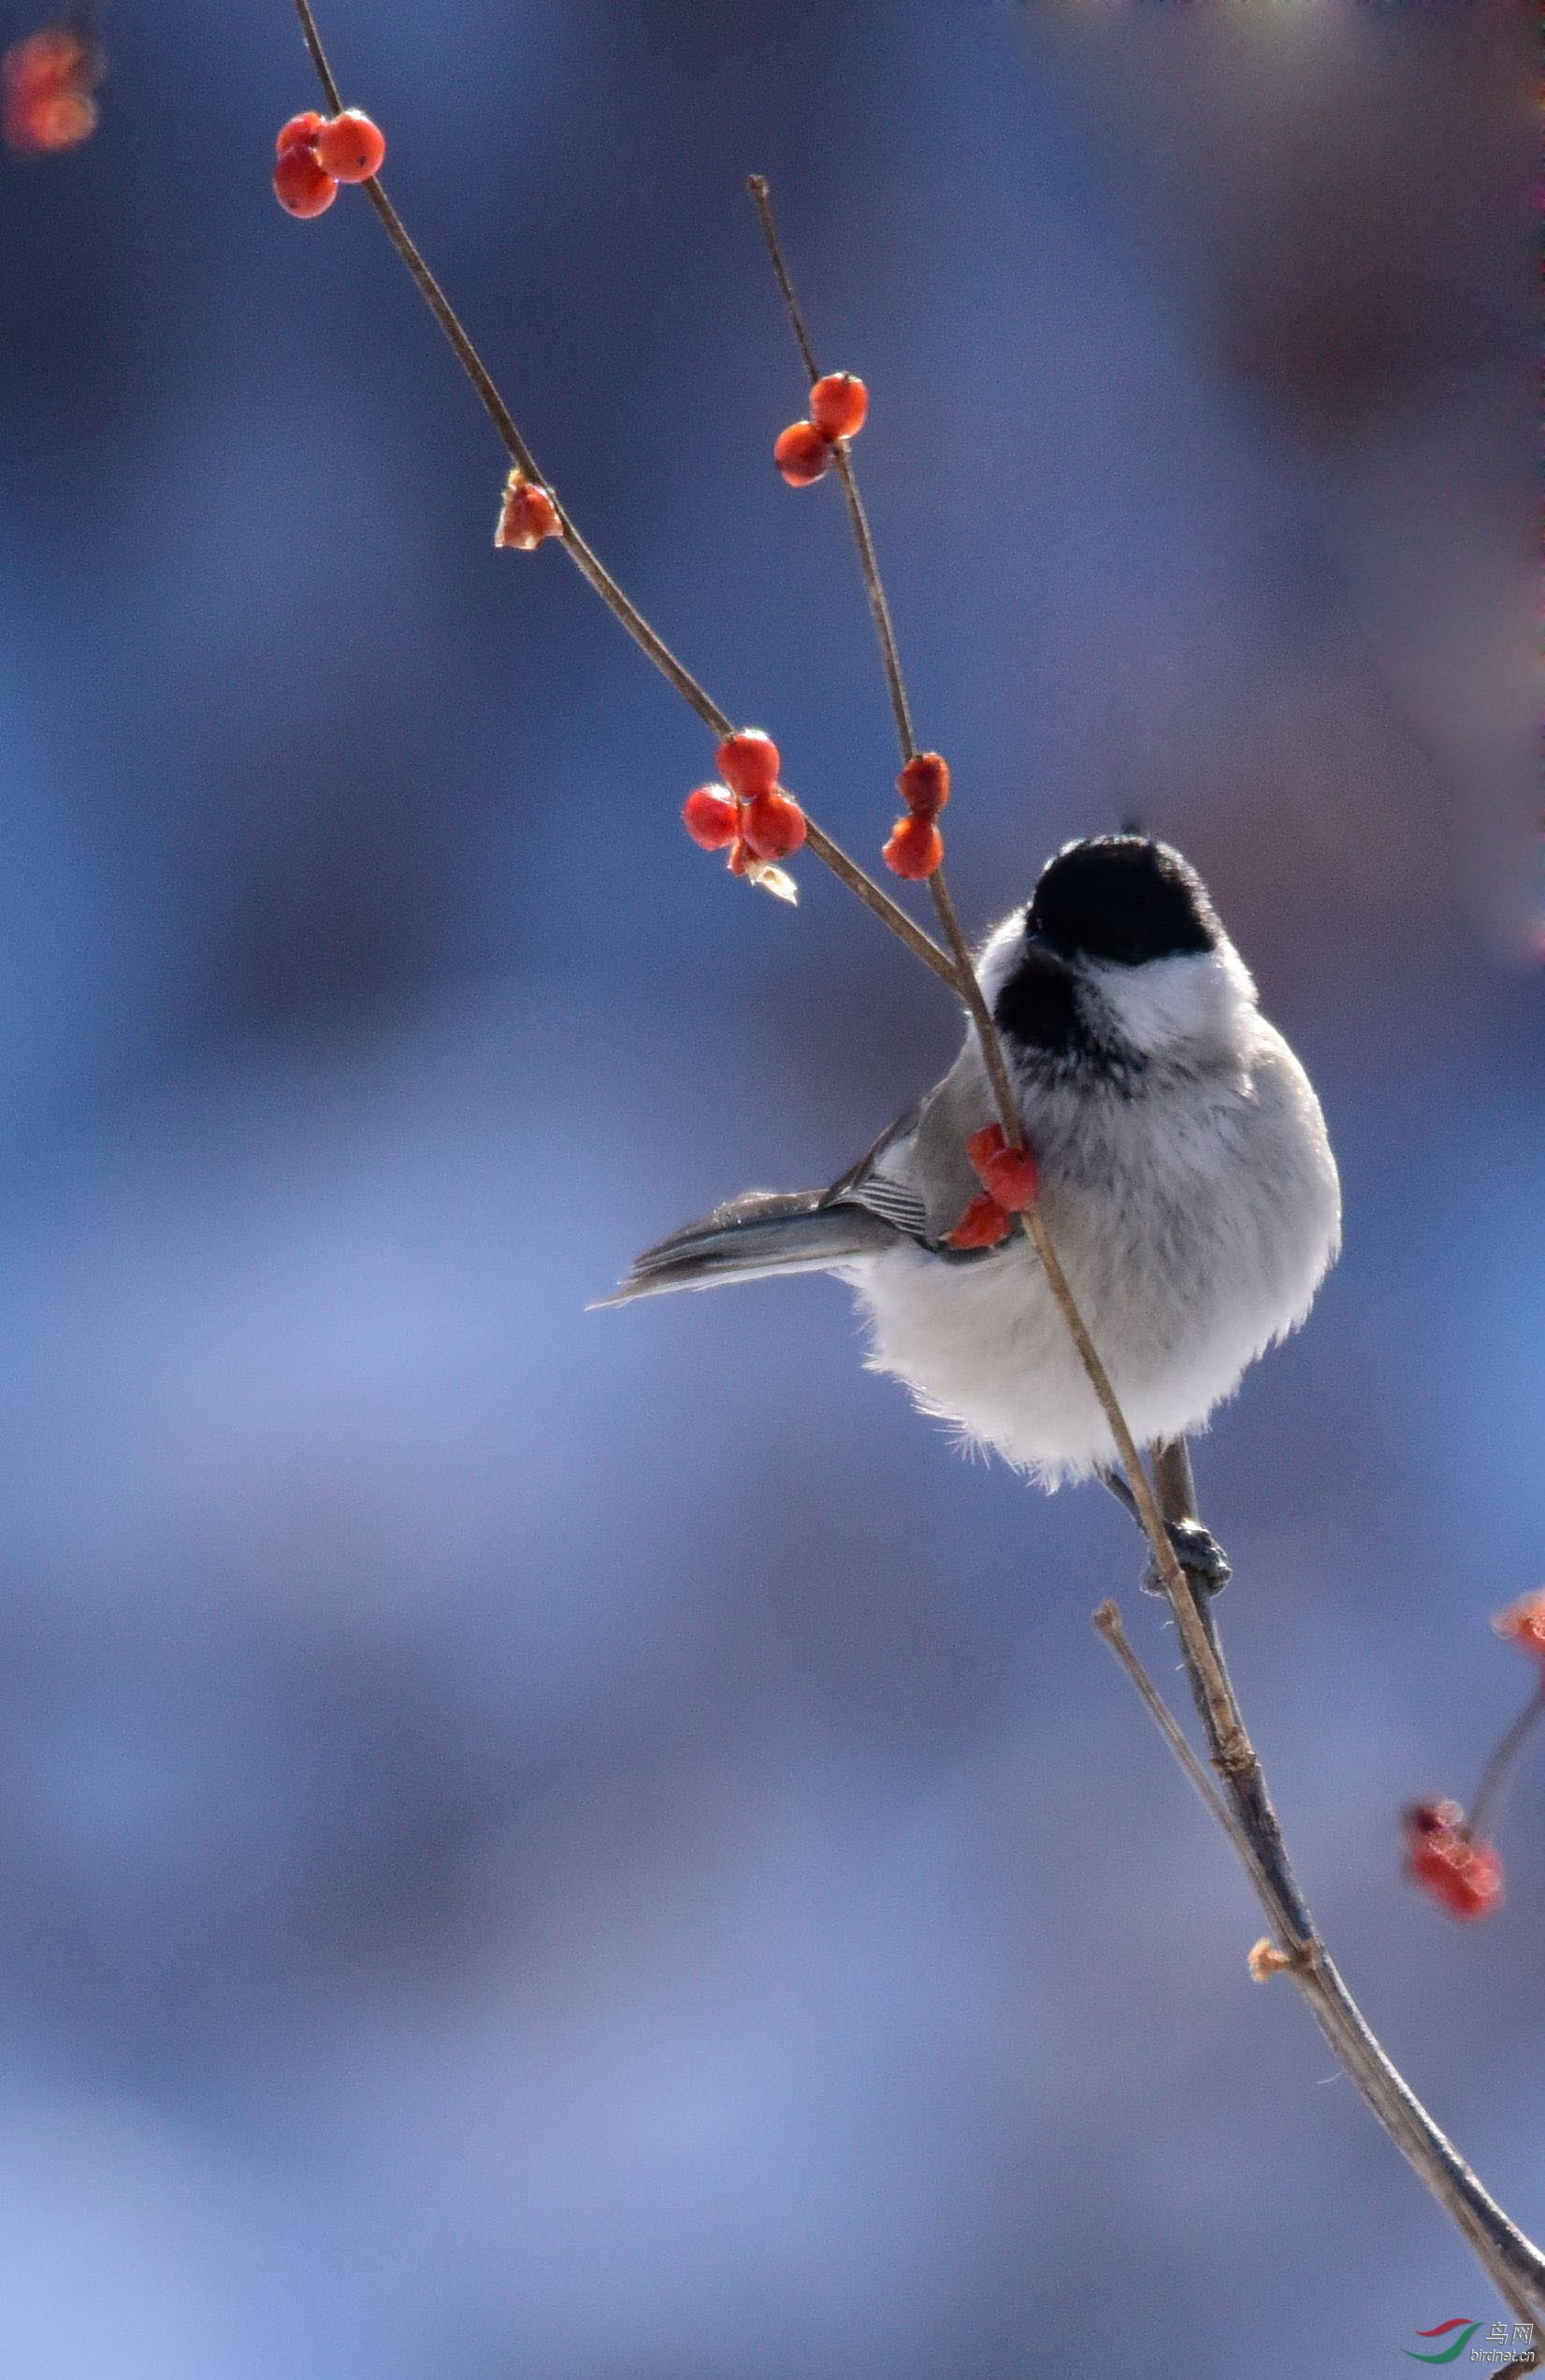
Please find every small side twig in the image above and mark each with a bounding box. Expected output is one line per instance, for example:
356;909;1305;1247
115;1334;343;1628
287;0;955;991
1100;1442;1545;2321
748;173;914;763
1466;1676;1545;1846
1092;1600;1301;1942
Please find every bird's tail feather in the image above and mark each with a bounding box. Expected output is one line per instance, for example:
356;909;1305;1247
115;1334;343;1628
602;1190;898;1304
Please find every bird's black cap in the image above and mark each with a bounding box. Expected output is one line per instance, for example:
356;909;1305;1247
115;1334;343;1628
1028;836;1219;968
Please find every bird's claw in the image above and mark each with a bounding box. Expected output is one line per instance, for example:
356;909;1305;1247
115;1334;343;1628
1140;1517;1232;1598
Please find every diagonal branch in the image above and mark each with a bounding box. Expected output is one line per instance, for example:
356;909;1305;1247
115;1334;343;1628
1100;1440;1545;2320
745;182;1545;2313
744;174;1233;1687
284;0;1545;2331
748;161;1545;2319
288;0;957;990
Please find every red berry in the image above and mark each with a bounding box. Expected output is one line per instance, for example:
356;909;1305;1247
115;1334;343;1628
1494;1589;1545;1664
494;473;561;550
741;788;807;863
3;25;99;154
898;752;950;820
715;729;780;801
882;814;944;880
773;420;831;488
944;1191;1014;1252
275;109;324;158
682;786;739;851
10;87;92;149
1401;1801;1504;1922
273;144;339;218
965;1123;1039;1213
809;372;868;441
313;108;386;183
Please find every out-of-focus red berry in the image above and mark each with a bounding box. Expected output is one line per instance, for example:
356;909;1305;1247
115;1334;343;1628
741;788;807;863
275;109;324;158
882;814;945;880
898;752;950;820
3;23;100;154
313;108;385;182
1401;1800;1504;1922
273;144;339;218
944;1191;1014;1252
11;85;91;148
773;420;831;487
1494;1589;1545;1665
809;372;868;441
715;729;780;801
966;1123;1039;1213
682;786;739;851
494;472;561;550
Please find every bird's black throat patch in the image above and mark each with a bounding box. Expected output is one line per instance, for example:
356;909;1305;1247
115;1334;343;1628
991;943;1083;1055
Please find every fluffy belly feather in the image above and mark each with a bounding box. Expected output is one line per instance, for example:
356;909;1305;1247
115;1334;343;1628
847;1060;1340;1483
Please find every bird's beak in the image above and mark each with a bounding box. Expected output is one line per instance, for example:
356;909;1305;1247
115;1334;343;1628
1018;929;1075;976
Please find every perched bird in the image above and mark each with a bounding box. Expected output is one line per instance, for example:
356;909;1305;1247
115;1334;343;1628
612;836;1339;1569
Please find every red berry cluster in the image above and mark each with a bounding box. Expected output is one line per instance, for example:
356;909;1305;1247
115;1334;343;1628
773;373;869;487
684;731;808;880
494;470;562;552
1400;1585;1544;1924
1494;1586;1545;1664
2;21;101;154
1401;1801;1504;1923
882;752;950;882
273;107;386;219
945;1124;1040;1250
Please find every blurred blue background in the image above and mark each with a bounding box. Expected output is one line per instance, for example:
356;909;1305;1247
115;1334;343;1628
0;2;1535;2373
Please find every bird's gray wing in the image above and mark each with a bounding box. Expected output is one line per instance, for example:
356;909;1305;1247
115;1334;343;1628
606;1033;1002;1305
822;1104;931;1238
829;1032;997;1243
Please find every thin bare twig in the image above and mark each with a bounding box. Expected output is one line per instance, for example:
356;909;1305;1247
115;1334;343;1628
744;175;1218;1658
1091;1601;1297;1931
1146;1443;1545;2318
748;174;915;763
1467;1677;1545;1846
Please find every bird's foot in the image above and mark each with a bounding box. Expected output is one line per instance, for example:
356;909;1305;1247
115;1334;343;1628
1140;1517;1232;1599
1096;1468;1232;1597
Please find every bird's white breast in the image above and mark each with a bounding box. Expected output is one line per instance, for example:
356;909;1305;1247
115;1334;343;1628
846;1016;1340;1483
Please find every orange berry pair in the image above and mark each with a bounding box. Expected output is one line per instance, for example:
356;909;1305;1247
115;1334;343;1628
1494;1588;1545;1665
683;730;808;875
494;470;561;551
3;22;102;155
882;750;950;882
944;1123;1039;1249
772;372;869;487
273;107;386;219
1401;1801;1504;1923
965;1123;1038;1212
944;1192;1014;1252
